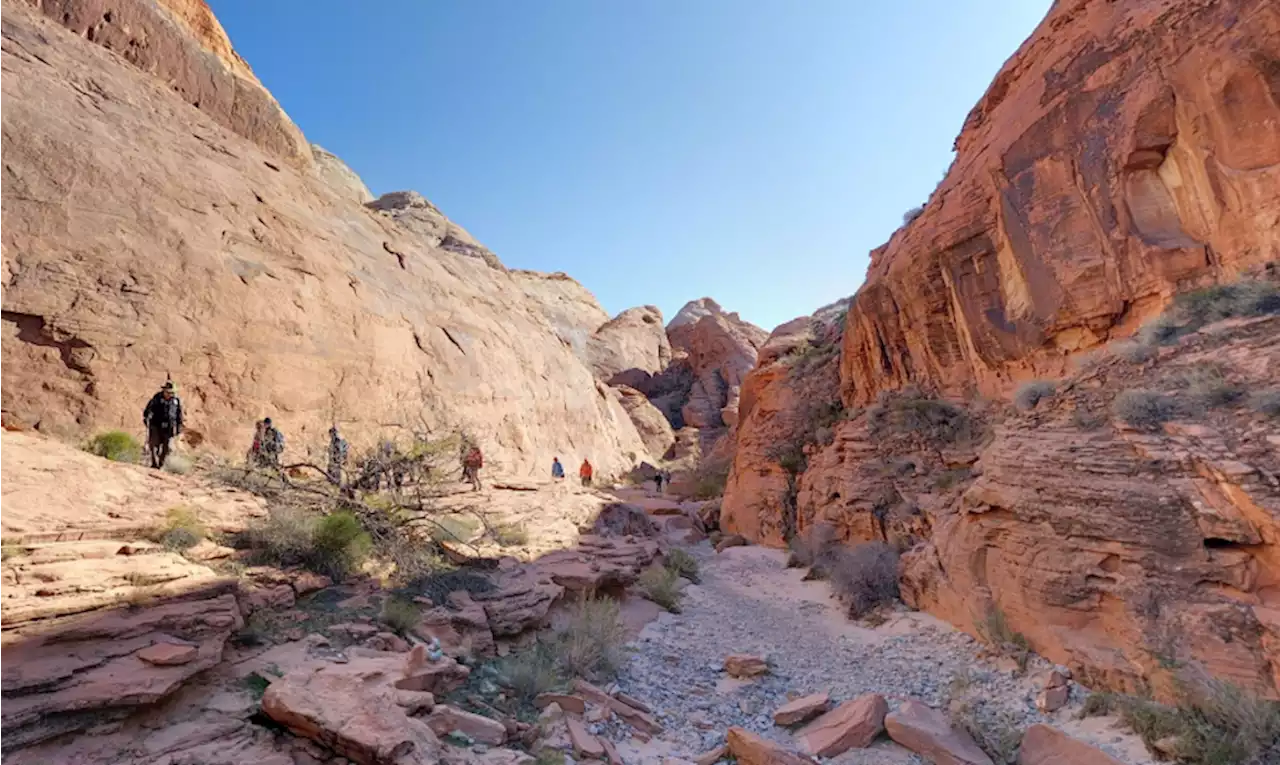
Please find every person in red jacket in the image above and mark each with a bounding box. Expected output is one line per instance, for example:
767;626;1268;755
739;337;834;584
579;458;594;487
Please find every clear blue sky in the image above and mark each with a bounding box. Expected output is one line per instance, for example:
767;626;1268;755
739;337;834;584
210;1;1051;331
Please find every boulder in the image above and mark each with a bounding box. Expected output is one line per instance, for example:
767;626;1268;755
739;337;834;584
694;744;730;765
417;591;496;659
588;306;672;383
1034;685;1069;714
796;694;887;756
262;659;442;764
615;385;677;458
535;694;587;716
424;705;507;746
667;300;767;431
573;680;663;735
725;727;812;765
566;717;605;759
884;701;993;765
724;654;769;678
1017;725;1125;765
137;642;200;666
773;692;830;726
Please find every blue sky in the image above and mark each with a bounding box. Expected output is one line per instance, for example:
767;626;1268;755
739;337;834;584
210;1;1051;331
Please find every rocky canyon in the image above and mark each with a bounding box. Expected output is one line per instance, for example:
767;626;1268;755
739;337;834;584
3;0;1280;764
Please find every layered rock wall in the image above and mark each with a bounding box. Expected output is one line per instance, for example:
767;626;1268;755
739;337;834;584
842;0;1280;407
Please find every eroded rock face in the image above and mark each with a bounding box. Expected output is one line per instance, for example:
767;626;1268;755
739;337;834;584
27;0;311;164
840;0;1280;406
668;300;768;430
312;144;374;204
0;2;648;477
588;305;672;384
614;385;677;458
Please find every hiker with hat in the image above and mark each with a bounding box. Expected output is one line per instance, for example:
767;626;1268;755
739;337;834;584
327;426;349;484
143;379;183;469
260;417;285;468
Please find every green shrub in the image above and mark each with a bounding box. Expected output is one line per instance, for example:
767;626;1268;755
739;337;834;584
638;567;683;612
1078;692;1120;719
550;595;628;681
243;508;371;581
496;641;564;701
86;430;142;463
827;542;900;618
156;506;206;551
1013;381;1056;411
310;512;372;580
949;698;1023;764
1113;389;1176;430
692;462;730;500
664;548;700;584
380;595;421;635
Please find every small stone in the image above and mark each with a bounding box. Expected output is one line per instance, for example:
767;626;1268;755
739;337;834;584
773;692;830;726
1035;685;1069;713
724;654;769;679
137;642;198;666
566;717;605;759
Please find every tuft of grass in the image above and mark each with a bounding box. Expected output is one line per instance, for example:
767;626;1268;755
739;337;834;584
1180;364;1245;408
156;506;206;552
1078;692;1120;719
2;543;27;562
826;541;900;618
380;595;422;635
949;698;1023;764
243;672;272;701
1014;381;1057;411
549;595;629;681
1110;340;1157;364
664;548;701;584
493;522;529;547
692;461;730;500
977;606;1032;674
1113;389;1176;431
86;430;142;463
1248;389;1280;418
243;508;371;581
496;641;565;702
638;566;683;612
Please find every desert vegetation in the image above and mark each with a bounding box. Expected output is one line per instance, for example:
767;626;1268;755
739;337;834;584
85;430;142;463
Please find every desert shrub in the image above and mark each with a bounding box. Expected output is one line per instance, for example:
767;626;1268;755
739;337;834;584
933;467;974;491
902;205;925;225
549;595;628;681
162;454;193;475
1249;389;1280;418
638;566;683;612
1013;380;1056;411
664;548;700;584
428;513;482;544
156;506;206;551
867;389;974;445
243;508;371;581
766;442;807;476
1078;692;1120;719
380;595;421;634
692;461;730;500
593;502;659;538
1180;364;1245;408
1;543;25;562
493;523;529;547
1113;389;1176;430
786;522;838;572
977;605;1032;674
401;569;494;605
949;698;1023;764
1141;279;1280;347
496;642;564;701
1110;340;1157;364
826;541;899;618
86;430;142;463
536;751;567;765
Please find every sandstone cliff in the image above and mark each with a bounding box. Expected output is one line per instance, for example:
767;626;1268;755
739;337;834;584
842;0;1280;406
0;0;649;476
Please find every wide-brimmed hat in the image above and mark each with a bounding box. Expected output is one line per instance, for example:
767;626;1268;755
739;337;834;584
161;381;175;391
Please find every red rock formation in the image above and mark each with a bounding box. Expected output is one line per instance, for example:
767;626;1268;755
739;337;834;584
842;0;1280;407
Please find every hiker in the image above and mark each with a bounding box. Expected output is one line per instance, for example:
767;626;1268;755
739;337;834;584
327;426;349;484
551;457;565;481
579;458;593;487
462;443;483;491
654;470;664;494
142;380;183;469
258;417;284;468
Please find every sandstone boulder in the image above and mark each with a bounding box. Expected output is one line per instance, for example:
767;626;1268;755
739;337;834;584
1017;725;1124;765
137;642;199;666
795;694;887;756
615;385;677;458
724;654;769;678
725;727;811;765
884;701;992;765
588;306;672;383
566;717;605;758
667;300;767;430
773;692;830;726
424;705;507;746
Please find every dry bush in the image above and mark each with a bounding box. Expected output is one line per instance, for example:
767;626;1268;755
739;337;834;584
826;541;900;618
1110;340;1157;364
638;567;683;612
977;606;1032;674
949;698;1023;764
493;522;529;547
867;388;975;445
86;430;142;463
400;569;494;605
380;595;421;634
162;453;193;474
692;460;731;500
550;595;628;681
1078;692;1120;719
1180;364;1245;408
1113;389;1176;430
1133;277;1280;349
1248;389;1280;418
593;503;658;538
156;506;206;552
664;548;700;584
786;522;838;571
1013;380;1056;411
496;642;564;702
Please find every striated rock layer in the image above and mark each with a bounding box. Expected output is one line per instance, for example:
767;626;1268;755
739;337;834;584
0;0;649;477
842;0;1280;406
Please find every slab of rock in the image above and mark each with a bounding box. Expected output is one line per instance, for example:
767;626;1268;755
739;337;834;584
574;679;663;735
417;591;496;660
613;690;652;713
566;716;605;758
1017;724;1125;765
137;641;199;666
885;700;993;765
796;694;887;756
724;654;769;678
773;692;830;726
725;726;812;765
535;693;587;716
425;705;507;746
715;535;748;553
694;743;729;765
601;737;625;765
1035;684;1069;713
262;659;441;764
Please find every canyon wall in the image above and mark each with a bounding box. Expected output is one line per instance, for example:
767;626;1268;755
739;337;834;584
0;0;651;477
724;0;1280;699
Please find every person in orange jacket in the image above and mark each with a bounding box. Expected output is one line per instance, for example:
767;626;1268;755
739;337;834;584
579;458;594;487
